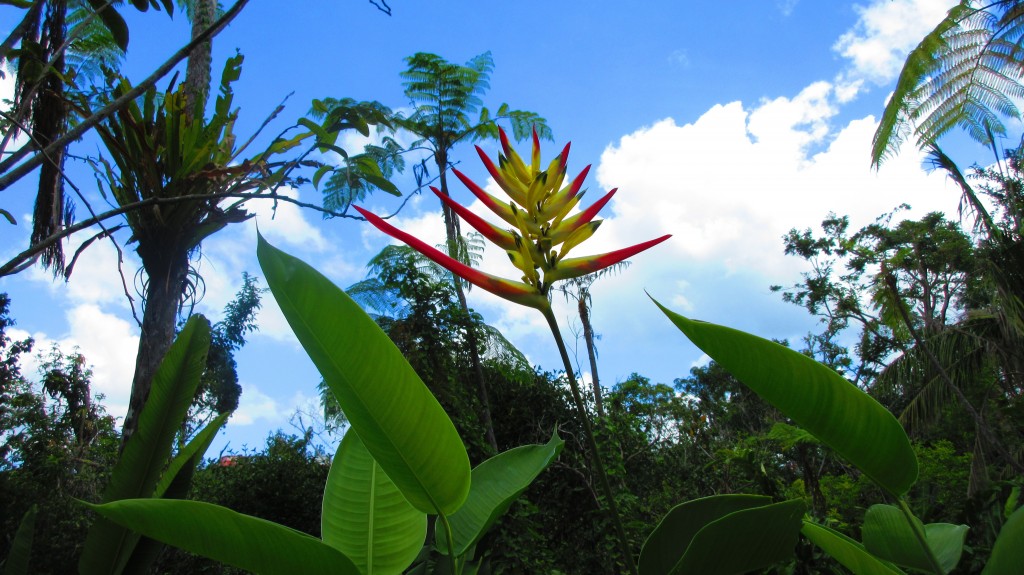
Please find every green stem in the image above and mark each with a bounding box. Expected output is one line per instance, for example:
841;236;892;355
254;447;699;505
541;306;639;575
897;498;944;575
438;513;461;575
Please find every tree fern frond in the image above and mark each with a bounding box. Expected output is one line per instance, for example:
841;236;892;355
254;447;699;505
477;322;531;376
872;1;969;166
872;1;1024;167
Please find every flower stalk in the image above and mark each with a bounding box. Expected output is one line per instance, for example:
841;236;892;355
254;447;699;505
357;127;668;573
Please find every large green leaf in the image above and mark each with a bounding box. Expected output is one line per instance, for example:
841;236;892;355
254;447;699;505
121;412;233;574
801;521;906;575
862;504;966;574
322;431;426;575
79;315;211;574
3;506;36;575
153;411;231;499
670;499;805;575
257;235;470;515
87;499;360;575
438;430;564;556
983;505;1024;575
639;494;772;575
653;299;918;496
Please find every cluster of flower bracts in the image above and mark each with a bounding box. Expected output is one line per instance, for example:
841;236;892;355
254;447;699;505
355;127;670;310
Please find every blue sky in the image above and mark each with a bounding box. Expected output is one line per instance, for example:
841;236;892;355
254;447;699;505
1;0;987;452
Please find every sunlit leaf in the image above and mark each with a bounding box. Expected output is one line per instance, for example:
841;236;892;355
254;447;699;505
79;316;211;574
87;499;360;575
438;430;563;556
257;235;470;515
653;299;918;496
322;431;425;574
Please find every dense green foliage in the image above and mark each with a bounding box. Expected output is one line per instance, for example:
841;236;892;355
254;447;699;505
0;294;120;574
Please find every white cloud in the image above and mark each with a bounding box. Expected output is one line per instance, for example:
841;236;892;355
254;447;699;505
594;96;959;278
230;384;322;430
834;0;957;85
26;233;142;311
232;384;282;426
11;304;139;420
247;186;327;252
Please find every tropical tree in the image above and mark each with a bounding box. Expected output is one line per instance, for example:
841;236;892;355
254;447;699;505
181;271;262;443
1;0;174;273
872;0;1024;166
397;50;551;450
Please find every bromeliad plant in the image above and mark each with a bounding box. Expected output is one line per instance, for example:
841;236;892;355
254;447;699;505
355;127;670;573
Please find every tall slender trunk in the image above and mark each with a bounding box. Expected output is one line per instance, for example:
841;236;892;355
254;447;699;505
121;243;190;447
436;151;499;452
183;0;215;117
578;292;604;418
120;0;216;448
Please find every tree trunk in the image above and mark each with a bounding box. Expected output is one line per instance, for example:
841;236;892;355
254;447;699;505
436;151;498;452
578;292;604;418
120;243;190;448
183;0;215;118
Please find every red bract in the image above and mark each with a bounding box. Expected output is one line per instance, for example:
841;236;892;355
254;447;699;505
353;206;549;310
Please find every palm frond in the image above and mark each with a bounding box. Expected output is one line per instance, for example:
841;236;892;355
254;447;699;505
874;319;993;433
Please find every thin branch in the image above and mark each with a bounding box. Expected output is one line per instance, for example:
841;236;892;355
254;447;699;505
367;0;391;16
0;0;251;191
0;186;365;277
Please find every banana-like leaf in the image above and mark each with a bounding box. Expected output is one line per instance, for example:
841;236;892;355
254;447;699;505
653;299;918;496
983;505;1024;575
862;504;966;574
87;499;360;575
257;235;470;515
3;506;36;575
670;499;805;574
153;411;231;499
121;412;233;574
801;521;905;575
639;494;771;575
438;430;564;556
322;431;426;575
79;315;211;575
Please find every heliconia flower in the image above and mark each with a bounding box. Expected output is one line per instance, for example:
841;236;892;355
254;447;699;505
356;127;670;310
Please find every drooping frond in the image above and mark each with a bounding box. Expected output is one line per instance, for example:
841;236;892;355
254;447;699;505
925;143;997;233
477;323;532;378
874;319;994;434
873;1;1024;166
